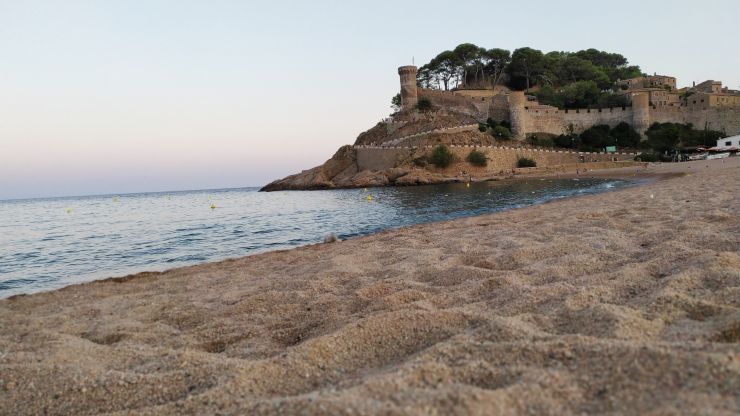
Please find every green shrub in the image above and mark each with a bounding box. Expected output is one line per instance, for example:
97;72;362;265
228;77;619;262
580;124;612;149
466;150;487;167
478;123;488;132
634;153;657;162
412;156;428;167
554;134;579;148
492;125;512;139
430;144;453;168
527;134;554;148
517;157;537;168
486;117;498;128
499;120;512;129
416;97;433;111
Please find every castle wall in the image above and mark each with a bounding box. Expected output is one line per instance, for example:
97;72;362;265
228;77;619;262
650;106;740;135
356;144;636;173
521;107;635;136
418;89;489;119
356;147;412;171
445;145;634;171
515;96;740;138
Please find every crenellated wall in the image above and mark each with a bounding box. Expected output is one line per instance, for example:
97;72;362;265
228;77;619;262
508;91;740;138
355;144;636;172
396;67;739;140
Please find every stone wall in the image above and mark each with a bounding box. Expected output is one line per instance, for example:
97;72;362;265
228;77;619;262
356;147;413;171
355;144;636;173
445;145;635;172
651;106;740;135
511;91;740;137
523;107;634;135
418;89;489;119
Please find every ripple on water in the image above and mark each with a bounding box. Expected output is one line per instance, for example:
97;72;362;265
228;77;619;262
0;179;633;297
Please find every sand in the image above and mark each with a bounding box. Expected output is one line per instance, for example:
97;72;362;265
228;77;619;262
1;158;738;415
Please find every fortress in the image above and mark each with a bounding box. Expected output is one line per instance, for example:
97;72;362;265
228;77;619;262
262;65;739;191
398;66;740;140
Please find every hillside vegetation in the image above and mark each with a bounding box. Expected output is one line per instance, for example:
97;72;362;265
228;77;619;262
416;44;643;109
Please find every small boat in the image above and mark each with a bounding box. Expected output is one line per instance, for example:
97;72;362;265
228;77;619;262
706;152;730;160
688;153;707;161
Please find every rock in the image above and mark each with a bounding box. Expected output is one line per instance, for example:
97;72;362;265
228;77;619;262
385;168;409;182
260;145;358;191
394;169;436;186
349;170;389;188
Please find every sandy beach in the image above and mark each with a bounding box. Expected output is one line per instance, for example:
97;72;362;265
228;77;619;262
1;158;738;415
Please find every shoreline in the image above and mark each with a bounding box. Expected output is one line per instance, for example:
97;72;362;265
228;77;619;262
1;158;738;414
4;166;648;301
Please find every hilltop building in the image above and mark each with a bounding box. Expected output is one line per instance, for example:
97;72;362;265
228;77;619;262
398;66;740;140
616;74;681;107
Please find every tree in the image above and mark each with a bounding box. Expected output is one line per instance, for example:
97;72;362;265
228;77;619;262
558;80;602;109
610;122;641;148
482;48;511;89
557;56;610;89
507;47;547;91
645;123;681;153
580;125;612;149
596;93;629;108
428;50;462;90
453;43;483;87
416;65;436;89
391;93;401;112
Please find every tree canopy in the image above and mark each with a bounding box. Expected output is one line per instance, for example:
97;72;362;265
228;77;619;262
416;44;643;109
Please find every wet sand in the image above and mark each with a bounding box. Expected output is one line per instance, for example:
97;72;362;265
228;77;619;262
1;158;738;415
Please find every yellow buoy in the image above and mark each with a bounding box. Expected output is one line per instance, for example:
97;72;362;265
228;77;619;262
66;208;72;214
210;203;216;209
367;195;372;201
466;183;470;188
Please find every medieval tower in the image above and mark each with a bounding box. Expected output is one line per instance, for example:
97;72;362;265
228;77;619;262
508;91;528;140
631;92;650;136
398;65;418;109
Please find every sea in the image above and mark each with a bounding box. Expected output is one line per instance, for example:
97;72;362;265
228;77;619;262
0;178;631;297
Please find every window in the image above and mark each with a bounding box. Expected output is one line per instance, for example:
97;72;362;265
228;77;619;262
726;141;732;146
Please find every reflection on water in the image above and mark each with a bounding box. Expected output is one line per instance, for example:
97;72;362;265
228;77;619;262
0;178;630;297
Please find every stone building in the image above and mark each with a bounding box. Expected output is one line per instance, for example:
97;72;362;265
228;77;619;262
617;74;682;107
683;80;740;110
397;66;740;140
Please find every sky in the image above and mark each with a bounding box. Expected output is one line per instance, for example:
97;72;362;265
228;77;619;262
1;0;739;199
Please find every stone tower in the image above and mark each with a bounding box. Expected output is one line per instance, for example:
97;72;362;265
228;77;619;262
508;91;527;140
398;66;418;110
631;93;650;137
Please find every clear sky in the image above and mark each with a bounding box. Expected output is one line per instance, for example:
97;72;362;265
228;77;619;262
2;0;739;199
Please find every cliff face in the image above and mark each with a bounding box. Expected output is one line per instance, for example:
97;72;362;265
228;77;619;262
259;144;456;192
260;145;359;191
260;106;485;191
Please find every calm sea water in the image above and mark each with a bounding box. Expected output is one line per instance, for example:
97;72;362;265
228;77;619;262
0;178;630;297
